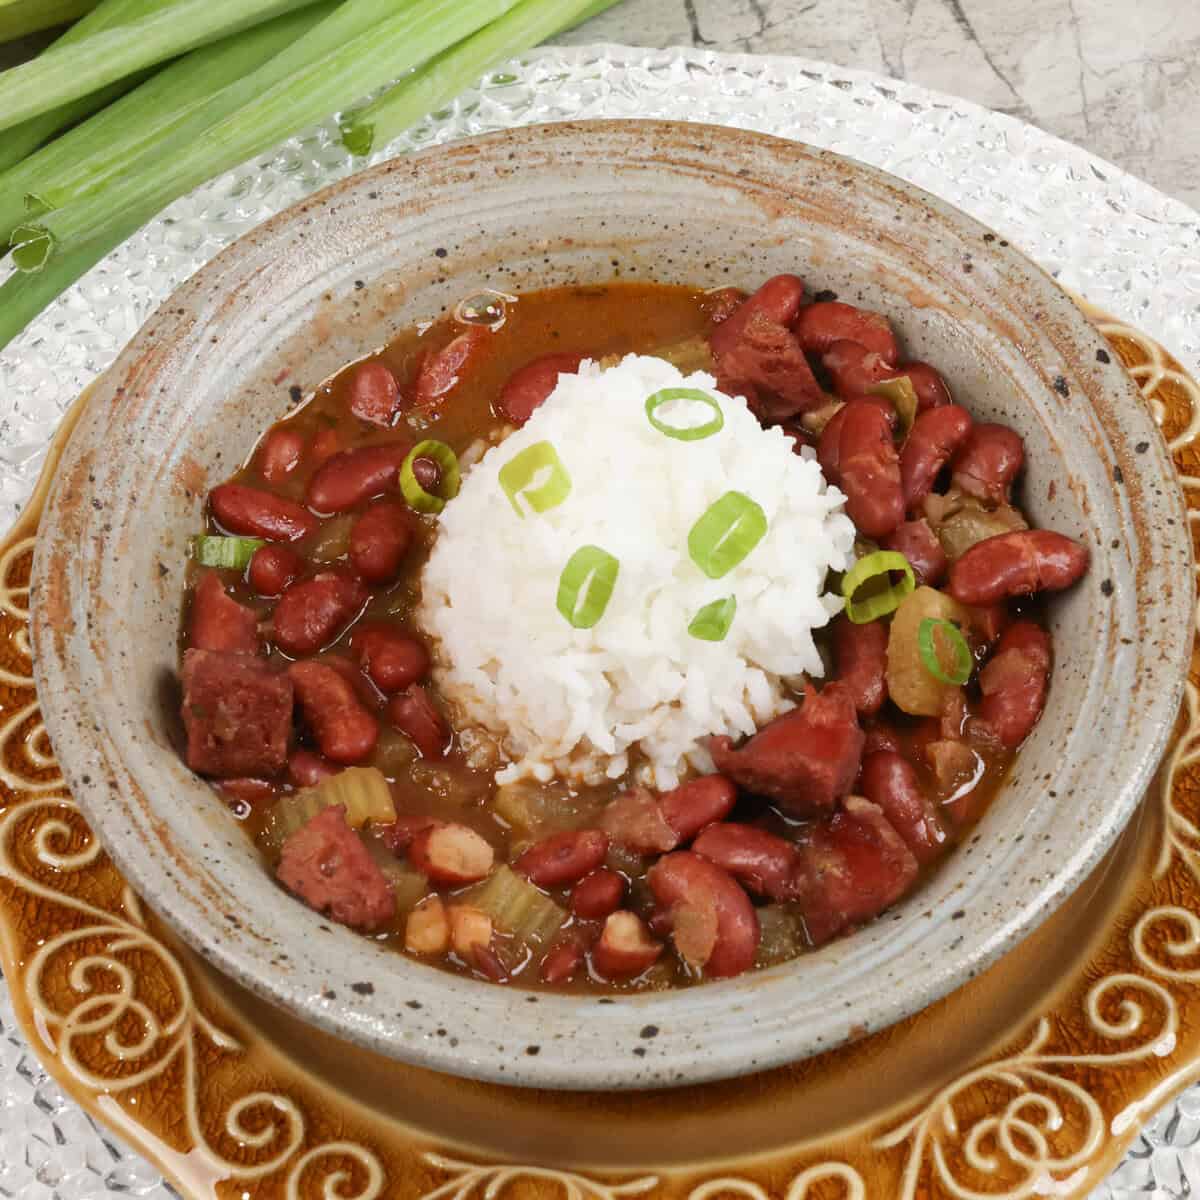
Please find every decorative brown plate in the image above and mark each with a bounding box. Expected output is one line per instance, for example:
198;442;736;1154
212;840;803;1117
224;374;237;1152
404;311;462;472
1;305;1197;1199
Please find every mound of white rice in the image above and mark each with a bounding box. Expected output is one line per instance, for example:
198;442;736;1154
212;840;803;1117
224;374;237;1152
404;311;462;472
419;354;856;789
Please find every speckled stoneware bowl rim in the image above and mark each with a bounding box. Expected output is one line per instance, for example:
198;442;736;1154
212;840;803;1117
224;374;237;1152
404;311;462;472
30;120;1193;1091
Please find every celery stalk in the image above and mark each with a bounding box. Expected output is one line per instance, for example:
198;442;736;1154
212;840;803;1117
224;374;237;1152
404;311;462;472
340;0;621;156
0;0;99;41
0;4;333;244
12;0;527;269
0;0;174;171
0;0;324;131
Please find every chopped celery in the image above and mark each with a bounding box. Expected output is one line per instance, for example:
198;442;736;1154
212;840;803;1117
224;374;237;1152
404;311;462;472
363;836;429;912
307;513;355;562
0;0;100;40
257;766;395;858
462;864;566;946
754;905;806;968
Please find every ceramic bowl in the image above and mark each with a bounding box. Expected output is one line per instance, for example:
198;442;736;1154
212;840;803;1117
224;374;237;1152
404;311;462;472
30;120;1192;1091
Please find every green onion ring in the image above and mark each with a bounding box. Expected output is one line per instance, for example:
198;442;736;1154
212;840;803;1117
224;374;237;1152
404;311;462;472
499;440;572;518
918;617;973;685
191;535;264;570
645;387;725;441
400;440;460;514
688;491;768;579
841;550;916;623
556;545;619;629
688;595;737;642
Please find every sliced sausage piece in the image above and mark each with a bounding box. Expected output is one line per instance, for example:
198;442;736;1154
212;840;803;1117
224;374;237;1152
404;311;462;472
883;519;947;587
289;660;379;765
977;620;1052;748
377;814;440;855
710;683;865;818
836;398;904;539
570;869;625;920
347;360;401;427
350;625;430;694
794;301;898;364
305;443;411;514
406;895;450;954
692;823;803;901
831;615;888;717
271;569;367;657
409;823;494;885
349;498;414;584
189;571;259;654
647;851;759;978
713;310;825;421
591;911;664;979
248;544;304;598
276;805;395;931
948;530;1090;605
951;423;1025;504
821;339;894;399
793;796;918;946
181;648;292;778
388;685;450;760
899;404;973;509
210;483;316;542
515;830;609;888
256;427;305;484
497;352;585;425
658;775;737;842
413;327;489;410
859;750;947;865
702;287;748;326
601;786;678;854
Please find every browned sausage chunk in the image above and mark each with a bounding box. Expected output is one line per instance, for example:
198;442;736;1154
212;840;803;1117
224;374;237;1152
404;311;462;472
189;570;259;654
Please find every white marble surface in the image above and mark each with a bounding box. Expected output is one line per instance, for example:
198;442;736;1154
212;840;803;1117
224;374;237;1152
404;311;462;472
557;0;1200;210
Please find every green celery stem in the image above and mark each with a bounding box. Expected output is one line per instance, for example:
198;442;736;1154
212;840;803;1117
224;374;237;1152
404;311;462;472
0;0;100;40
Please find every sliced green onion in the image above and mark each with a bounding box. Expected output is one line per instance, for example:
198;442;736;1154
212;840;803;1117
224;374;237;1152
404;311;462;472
192;535;264;569
499;441;571;518
556;546;619;629
645;387;725;442
688;596;737;642
688;492;767;579
918;618;973;685
842;550;916;623
400;439;460;514
869;376;919;436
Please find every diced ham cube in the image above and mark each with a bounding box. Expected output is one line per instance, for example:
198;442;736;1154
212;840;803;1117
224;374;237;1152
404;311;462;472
181;648;292;778
710;683;865;817
276;805;395;931
189;571;259;654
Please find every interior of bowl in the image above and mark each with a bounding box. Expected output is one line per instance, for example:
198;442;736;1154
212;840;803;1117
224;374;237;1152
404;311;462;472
30;120;1192;1091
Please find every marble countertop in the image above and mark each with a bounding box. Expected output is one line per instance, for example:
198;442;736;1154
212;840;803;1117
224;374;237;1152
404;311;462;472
556;0;1200;210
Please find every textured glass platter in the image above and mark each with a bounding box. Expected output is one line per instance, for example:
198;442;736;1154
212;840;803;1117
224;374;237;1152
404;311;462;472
1;42;1199;1200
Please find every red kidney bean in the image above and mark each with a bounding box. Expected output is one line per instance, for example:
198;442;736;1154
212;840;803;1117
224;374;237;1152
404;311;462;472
590;911;664;979
658;775;737;843
350;625;429;694
794;301;899;364
305;443;411;514
271;569;367;657
310;428;340;467
781;424;814;454
709;274;806;359
217;777;279;804
349;498;413;584
541;936;587;984
413;327;489;410
516;830;610;888
978;620;1052;748
248;544;304;598
411;456;441;491
836;398;905;538
210;482;316;542
289;660;379;765
859;751;947;864
900;403;973;509
409;822;494;884
378;814;440;854
817;404;847;480
951;423;1025;504
256;427;305;484
862;721;903;756
883;519;947;587
831;614;888;716
702;287;748;325
570;868;625;920
497;352;585;426
648;852;759;978
691;823;803;901
347;361;401;427
898;361;952;411
287;749;339;788
821;339;894;398
948;530;1090;605
388;685;450;760
189;570;259;654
